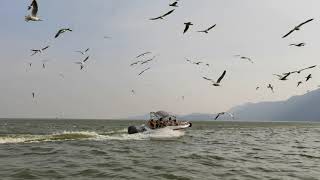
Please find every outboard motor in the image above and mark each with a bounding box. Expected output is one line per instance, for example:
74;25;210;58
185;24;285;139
128;125;147;134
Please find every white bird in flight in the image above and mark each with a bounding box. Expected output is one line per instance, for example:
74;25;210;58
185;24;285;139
75;56;89;70
25;0;42;22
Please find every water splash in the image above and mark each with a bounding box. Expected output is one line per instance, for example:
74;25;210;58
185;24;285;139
0;128;186;144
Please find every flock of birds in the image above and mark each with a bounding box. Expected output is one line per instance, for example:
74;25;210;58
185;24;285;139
23;0;319;120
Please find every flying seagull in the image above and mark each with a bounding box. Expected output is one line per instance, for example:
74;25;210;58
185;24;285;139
183;22;193;34
30;45;50;56
193;61;202;65
130;61;142;66
235;55;254;63
75;48;90;55
306;74;312;82
138;67;151;76
214;112;234;120
141;56;156;65
198;24;216;33
212;70;227;86
282;18;314;38
25;0;42;22
75;56;89;70
55;28;72;38
297;81;303;87
136;52;151;58
256;86;260;90
150;9;175;20
169;1;179;7
289;43;305;47
273;72;291;81
267;84;274;93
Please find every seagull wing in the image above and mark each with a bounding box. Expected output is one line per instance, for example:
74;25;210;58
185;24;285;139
206;24;216;31
170;2;178;6
136;52;151;58
273;74;282;78
31;0;38;17
85;48;90;52
42;46;49;51
183;24;190;34
75;51;84;55
83;56;89;62
149;16;162;20
282;29;295;38
161;9;175;18
138;67;151;76
297;18;314;28
216;70;226;83
55;29;63;38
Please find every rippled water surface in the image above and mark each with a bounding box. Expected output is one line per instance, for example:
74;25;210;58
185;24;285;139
0;119;320;180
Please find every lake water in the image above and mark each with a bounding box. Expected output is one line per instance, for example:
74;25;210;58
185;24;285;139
0;119;320;179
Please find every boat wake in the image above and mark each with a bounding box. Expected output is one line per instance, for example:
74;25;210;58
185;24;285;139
0;128;185;144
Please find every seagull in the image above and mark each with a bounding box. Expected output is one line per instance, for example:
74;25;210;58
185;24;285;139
282;18;314;38
150;9;175;20
75;48;90;55
267;84;274;93
25;0;42;22
289;43;306;47
197;24;216;33
55;28;72;38
185;58;193;63
136;52;151;58
297;81;303;87
75;56;89;70
206;63;210;66
141;56;156;65
212;70;227;86
306;74;312;82
28;62;32;67
256;86;260;90
293;65;317;74
169;1;179;7
193;61;202;65
235;55;254;63
131;90;135;95
130;61;142;66
32;92;35;99
30;45;50;56
273;72;291;80
183;22;193;34
214;112;234;120
138;67;151;76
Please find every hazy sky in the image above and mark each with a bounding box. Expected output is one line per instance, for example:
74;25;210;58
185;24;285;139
1;0;320;119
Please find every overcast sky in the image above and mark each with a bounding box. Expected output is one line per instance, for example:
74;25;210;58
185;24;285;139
1;0;320;119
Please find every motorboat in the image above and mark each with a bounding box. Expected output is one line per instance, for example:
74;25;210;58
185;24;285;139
128;111;192;134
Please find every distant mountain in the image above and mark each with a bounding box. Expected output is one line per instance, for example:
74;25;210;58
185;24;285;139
228;89;320;121
128;89;320;121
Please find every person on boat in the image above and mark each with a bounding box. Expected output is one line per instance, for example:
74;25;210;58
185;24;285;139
148;119;156;129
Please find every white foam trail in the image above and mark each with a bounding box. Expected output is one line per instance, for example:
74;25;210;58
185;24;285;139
96;128;185;141
0;128;186;144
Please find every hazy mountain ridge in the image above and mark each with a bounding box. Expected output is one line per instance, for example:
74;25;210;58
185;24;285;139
129;89;320;121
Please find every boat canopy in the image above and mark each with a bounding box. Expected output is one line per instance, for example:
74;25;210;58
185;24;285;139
150;111;176;120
